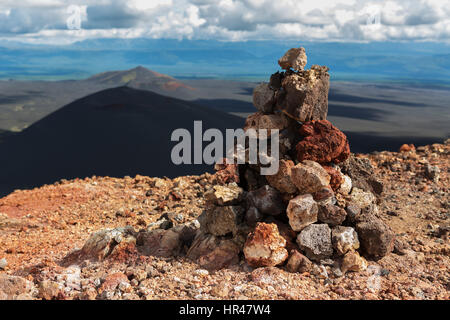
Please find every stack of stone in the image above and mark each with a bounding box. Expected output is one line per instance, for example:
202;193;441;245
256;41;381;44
188;47;395;274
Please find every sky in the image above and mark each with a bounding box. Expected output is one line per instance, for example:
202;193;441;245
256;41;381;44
0;0;450;44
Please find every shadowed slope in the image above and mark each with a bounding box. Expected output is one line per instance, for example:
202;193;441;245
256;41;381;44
0;86;244;196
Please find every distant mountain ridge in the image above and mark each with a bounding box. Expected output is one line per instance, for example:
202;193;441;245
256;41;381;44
0;66;205;133
86;66;194;92
0;86;245;196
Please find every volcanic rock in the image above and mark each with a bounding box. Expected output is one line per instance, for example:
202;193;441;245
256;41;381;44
98;272;129;294
312;186;335;203
296;224;333;261
244;168;267;191
136;228;181;258
278;47;307;71
276;66;329;122
243;223;288;267
350;187;376;209
296;120;350;164
286;194;318;231
269;71;284;90
356;217;395;259
38;280;62;300
399;144;415;152
244;112;290;135
265;159;298;194
204;183;244;206
425;164;440;182
323;165;343;191
0;275;36;300
338;174;352;195
214;161;240;185
246;185;285;216
253;83;276;113
340;251;367;274
64;226;137;263
245;206;265;227
345;202;362;224
318;203;347;226
332;226;360;255
339;155;383;195
187;233;241;271
0;258;7;270
286;249;313;273
199;205;244;236
291;160;331;194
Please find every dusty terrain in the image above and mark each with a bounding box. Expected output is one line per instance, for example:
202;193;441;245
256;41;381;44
0;141;448;300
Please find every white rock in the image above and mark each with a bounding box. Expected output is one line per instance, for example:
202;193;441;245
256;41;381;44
287;194;318;231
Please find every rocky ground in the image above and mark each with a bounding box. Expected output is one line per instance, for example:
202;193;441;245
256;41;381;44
0;141;448;300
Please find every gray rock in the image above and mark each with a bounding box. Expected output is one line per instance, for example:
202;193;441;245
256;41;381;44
296;224;333;261
287;194;318;231
0;258;7;270
332;226;360;255
253;82;276;113
345;202;362;224
247;185;285;216
291;160;331;194
338;154;384;195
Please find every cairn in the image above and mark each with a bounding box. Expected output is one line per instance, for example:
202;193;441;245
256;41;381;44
187;47;395;274
69;47;395;277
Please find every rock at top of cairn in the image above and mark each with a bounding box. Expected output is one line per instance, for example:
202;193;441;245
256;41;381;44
278;47;307;71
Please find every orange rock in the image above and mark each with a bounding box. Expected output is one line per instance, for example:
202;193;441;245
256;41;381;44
244;222;288;267
322;165;343;191
99;272;129;293
214;160;240;185
296;120;350;164
399;144;415;152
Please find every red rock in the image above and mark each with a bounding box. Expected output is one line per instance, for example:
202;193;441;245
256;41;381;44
244;223;288;267
399;144;415;152
296;120;350;164
99;272;129;294
214;160;240;185
322;165;343;191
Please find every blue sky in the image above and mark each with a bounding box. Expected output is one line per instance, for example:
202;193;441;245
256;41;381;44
0;0;449;43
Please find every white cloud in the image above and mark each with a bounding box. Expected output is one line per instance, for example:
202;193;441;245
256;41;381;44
0;0;449;43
